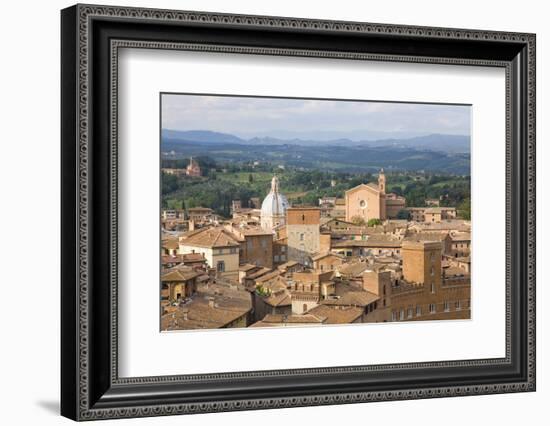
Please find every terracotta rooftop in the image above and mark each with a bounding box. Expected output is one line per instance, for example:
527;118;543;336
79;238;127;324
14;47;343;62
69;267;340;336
308;305;364;324
255;269;283;284
161;282;252;330
161;255;184;266
311;252;344;262
322;282;379;307
450;232;471;241
404;232;450;243
239;263;258;272
187;207;213;212
332;238;402;248
247;267;273;280
230;224;273;237
277;260;299;270
444;266;470;277
180;227;240;248
181;253;207;263
161;268;200;282
263;291;292;307
337;262;370;277
161;239;180;250
249;314;326;327
424;207;456;213
410;220;471;232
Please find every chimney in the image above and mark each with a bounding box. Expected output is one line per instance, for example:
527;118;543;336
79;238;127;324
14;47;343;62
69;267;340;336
188;219;195;231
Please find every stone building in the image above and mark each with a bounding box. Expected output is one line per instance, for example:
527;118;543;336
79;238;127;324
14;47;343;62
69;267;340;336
178;227;240;280
186;207;214;222
311;252;345;272
330;237;403;258
161;209;186;220
286;207;321;266
186;157;201;177
319;197;346;218
362;269;393;321
307;305;364;324
260;176;290;231
162;168;186;177
161;280;252;331
404;232;453;255
406;207;457;222
385;192;407;218
450;231;471;256
388;241;470;321
161;237;180;256
345;170;387;222
160;268;200;303
225;224;274;269
251;275;292;322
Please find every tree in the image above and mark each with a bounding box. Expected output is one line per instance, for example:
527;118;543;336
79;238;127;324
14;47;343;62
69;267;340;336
390;185;403;196
350;216;366;226
367;218;382;227
248;173;254;183
457;198;471;220
396;209;410;220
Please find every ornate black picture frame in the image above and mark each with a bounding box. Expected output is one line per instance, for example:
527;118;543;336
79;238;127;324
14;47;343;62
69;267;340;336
61;4;536;421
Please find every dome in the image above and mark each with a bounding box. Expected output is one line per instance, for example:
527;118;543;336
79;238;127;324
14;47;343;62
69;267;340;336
261;176;289;222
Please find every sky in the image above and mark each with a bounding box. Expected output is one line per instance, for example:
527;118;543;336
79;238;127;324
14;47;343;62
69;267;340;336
161;93;471;141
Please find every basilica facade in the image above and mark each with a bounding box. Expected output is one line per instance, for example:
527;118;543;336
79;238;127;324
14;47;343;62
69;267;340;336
345;169;388;222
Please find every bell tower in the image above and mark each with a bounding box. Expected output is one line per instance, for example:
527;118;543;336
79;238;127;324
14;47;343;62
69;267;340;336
378;168;386;194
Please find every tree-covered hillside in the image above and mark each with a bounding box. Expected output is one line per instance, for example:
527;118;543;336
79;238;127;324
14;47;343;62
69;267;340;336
162;158;470;219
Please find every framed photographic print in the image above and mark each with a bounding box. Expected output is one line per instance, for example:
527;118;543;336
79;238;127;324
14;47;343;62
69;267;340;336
61;4;536;421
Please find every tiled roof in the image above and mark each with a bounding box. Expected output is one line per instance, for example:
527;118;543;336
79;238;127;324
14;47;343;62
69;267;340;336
450;232;471;241
277;260;299;270
322;282;379;307
247;267;272;280
337;262;370;277
181;253;207;262
161;282;252;330
404;232;450;242
187;207;213;212
332;238;402;248
161;269;200;282
239;263;258;272
308;305;364;324
311;252;344;261
181;227;240;248
263;291;292;307
255;270;282;283
162;239;180;250
249;314;325;327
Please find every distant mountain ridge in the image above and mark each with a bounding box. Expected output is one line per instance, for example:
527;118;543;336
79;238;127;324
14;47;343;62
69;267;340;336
161;129;244;144
161;129;470;154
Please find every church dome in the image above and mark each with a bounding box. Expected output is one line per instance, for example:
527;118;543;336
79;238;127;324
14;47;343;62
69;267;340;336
261;176;289;219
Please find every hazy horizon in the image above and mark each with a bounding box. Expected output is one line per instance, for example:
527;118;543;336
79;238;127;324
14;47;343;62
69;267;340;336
161;93;471;142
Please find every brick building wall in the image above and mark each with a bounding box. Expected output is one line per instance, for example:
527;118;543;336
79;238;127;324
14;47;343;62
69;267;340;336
286;208;321;266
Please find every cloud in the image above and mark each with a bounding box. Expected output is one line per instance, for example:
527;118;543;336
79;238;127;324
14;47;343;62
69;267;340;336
161;93;470;140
